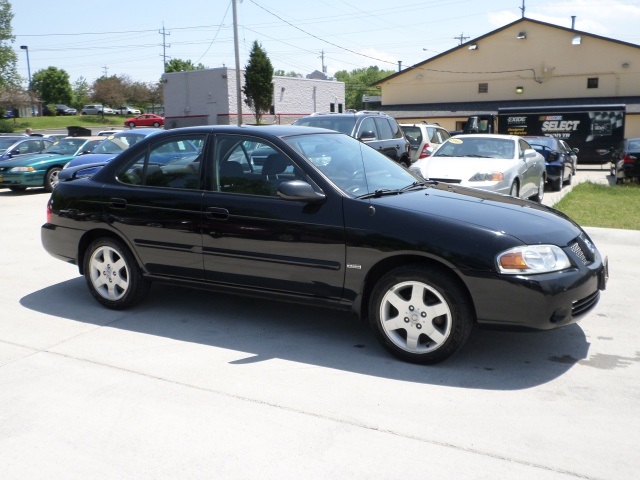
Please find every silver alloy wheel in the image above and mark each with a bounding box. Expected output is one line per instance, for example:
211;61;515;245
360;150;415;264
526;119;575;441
379;280;453;354
49;169;59;188
88;245;130;301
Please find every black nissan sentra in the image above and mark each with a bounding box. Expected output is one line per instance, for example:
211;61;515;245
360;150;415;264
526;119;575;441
42;125;608;364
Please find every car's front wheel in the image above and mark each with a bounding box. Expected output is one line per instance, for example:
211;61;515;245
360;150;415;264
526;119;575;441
369;265;474;364
84;237;150;309
129;122;136;128
44;167;61;192
532;175;545;203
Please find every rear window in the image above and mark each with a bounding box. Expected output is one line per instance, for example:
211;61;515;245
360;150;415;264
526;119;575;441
293;117;357;135
402;126;422;146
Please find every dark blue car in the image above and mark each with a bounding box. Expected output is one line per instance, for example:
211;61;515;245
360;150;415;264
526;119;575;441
524;136;578;191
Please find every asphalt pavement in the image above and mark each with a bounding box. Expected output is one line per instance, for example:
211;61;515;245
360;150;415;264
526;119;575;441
0;170;638;480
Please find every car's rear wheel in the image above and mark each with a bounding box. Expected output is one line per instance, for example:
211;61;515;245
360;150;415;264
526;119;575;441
129;122;136;128
84;237;150;310
153;122;160;128
369;265;474;364
551;169;563;191
44;167;61;192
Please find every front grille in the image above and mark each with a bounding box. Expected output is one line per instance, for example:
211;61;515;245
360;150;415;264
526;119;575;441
569;241;588;265
572;290;600;317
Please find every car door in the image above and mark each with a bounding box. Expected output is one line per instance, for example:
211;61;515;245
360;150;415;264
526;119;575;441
104;132;207;279
200;133;346;299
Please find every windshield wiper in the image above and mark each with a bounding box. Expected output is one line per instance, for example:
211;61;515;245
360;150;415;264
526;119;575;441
357;188;404;199
401;180;434;191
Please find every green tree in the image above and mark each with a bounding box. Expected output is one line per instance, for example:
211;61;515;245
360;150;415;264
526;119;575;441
0;0;19;92
334;66;395;110
242;41;273;124
274;69;302;78
164;58;206;73
31;66;72;105
71;76;91;109
92;75;126;108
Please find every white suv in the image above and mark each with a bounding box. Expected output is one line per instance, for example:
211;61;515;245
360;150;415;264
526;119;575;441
400;123;451;162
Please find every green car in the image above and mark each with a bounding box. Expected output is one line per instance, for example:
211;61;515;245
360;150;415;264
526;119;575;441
0;136;104;192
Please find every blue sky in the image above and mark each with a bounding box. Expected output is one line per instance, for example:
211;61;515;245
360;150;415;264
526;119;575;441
9;0;640;86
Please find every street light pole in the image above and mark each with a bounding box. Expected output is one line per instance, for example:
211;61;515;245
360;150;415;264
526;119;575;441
20;45;36;117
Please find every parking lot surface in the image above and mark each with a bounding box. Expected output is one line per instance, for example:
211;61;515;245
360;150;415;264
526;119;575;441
1;171;638;479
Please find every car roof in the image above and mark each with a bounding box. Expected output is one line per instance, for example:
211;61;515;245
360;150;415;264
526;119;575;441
163;124;344;138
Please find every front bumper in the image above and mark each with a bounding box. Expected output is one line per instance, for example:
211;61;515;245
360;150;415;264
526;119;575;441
0;171;45;188
465;245;607;330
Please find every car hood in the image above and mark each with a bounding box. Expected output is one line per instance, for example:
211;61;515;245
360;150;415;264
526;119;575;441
0;153;75;167
64;153;119;168
415;156;520;180
373;183;582;246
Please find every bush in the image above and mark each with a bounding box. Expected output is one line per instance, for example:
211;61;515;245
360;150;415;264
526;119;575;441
0;120;15;133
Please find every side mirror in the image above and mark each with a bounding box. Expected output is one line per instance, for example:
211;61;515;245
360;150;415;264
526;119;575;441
277;180;326;203
572;148;580;154
524;149;538;159
359;131;376;142
8;149;20;158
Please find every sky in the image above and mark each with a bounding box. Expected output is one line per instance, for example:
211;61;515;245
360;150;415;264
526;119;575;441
9;0;640;86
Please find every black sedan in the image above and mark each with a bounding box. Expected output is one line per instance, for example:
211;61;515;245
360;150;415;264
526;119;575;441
42;125;608;364
524;136;578;191
611;137;640;183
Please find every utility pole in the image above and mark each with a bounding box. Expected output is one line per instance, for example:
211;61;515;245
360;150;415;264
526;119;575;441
102;65;109;77
520;0;525;18
454;33;469;45
232;0;242;126
319;50;326;74
159;23;171;72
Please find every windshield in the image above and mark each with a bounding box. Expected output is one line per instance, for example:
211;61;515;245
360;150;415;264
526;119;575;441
92;132;151;154
434;137;515;159
45;138;88;155
526;137;556;149
283;132;420;197
293;117;357;135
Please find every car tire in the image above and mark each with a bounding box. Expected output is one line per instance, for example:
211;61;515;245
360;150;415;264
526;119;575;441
563;171;573;186
550;174;562;192
153;122;160;128
44;167;61;192
84;237;150;310
368;265;474;364
509;180;519;198
532;175;545;203
129;122;136;128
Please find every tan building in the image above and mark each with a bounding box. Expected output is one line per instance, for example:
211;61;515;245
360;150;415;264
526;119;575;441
373;18;640;138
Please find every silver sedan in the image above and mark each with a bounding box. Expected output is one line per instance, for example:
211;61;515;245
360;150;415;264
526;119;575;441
410;134;546;202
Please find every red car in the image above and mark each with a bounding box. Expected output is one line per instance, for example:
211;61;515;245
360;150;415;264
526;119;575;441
124;114;164;128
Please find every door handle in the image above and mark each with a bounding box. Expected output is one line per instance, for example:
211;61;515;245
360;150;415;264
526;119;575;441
108;198;127;209
205;207;229;220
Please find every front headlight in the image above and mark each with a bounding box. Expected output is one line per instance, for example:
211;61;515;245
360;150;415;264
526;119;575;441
469;171;504;182
497;245;571;274
9;166;35;173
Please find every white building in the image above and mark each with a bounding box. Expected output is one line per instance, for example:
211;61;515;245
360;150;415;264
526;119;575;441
162;67;345;129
